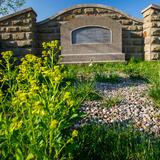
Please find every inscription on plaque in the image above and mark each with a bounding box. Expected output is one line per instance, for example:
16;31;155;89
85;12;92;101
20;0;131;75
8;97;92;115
72;26;111;44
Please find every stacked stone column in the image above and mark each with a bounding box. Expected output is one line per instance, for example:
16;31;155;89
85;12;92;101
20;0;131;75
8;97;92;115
142;4;160;60
0;8;37;57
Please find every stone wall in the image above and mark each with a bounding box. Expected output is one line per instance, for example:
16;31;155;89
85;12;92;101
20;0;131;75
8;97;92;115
142;4;160;60
37;4;144;60
0;4;159;61
0;8;37;57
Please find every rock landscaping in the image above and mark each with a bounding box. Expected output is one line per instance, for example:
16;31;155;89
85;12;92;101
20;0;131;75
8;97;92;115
80;79;160;136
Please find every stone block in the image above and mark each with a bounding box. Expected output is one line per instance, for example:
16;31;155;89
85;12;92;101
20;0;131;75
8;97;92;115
0;27;6;32
53;27;60;34
72;9;82;14
143;23;151;29
137;26;143;31
122;20;133;25
128;26;137;31
151;36;160;44
23;18;33;24
144;44;150;52
63;14;75;21
12;20;23;25
150;53;160;60
122;47;130;53
27;12;35;18
109;14;118;19
151;29;160;36
12;33;25;40
95;8;108;13
135;46;143;52
37;27;52;33
123;39;132;45
151;15;160;21
1;33;11;40
38;33;60;41
151;22;160;28
26;32;33;39
144;37;150;44
151;45;160;52
130;32;143;38
144;53;151;60
134;21;143;25
0;21;10;26
142;8;155;18
6;27;19;32
84;8;94;14
122;31;130;38
132;39;144;45
17;40;32;47
19;26;31;32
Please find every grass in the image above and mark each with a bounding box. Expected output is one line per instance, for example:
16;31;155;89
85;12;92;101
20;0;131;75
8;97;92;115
64;60;160;160
95;71;120;83
101;96;123;108
1;47;160;159
72;123;160;160
66;60;160;107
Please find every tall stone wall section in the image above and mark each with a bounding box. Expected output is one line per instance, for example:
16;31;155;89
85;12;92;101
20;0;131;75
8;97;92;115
142;5;160;60
0;4;160;61
0;8;37;57
37;5;144;60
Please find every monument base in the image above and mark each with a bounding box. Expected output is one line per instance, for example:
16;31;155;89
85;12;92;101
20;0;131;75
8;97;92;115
60;53;125;64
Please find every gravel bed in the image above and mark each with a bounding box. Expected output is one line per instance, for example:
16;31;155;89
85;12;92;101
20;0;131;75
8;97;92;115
79;79;160;136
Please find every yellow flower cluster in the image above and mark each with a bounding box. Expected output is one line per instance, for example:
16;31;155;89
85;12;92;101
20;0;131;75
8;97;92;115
1;51;13;60
17;54;42;83
0;90;3;102
9;118;23;132
32;102;45;116
50;119;58;129
72;130;78;137
42;40;61;50
12;90;28;106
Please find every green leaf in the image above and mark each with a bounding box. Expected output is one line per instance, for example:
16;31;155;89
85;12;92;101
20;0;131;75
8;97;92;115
26;153;34;160
70;114;78;119
15;148;24;160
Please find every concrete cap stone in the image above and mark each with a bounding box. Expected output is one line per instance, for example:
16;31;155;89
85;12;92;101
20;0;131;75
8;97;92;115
0;7;37;22
141;4;160;14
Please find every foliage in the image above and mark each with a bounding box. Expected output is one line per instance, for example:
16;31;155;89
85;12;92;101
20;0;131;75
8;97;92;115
0;0;25;15
66;60;160;107
0;45;160;159
95;71;120;83
73;124;160;160
101;96;122;108
0;40;80;159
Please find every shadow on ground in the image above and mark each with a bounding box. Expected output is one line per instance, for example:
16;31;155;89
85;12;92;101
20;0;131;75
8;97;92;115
71;121;160;160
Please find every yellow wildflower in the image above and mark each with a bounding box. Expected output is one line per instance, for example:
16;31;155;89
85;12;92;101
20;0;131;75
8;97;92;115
67;100;74;107
72;130;78;137
50;119;58;129
1;51;13;60
10;118;23;132
64;92;71;99
0;90;3;102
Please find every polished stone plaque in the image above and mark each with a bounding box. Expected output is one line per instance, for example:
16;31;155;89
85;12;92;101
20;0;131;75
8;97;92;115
72;26;111;44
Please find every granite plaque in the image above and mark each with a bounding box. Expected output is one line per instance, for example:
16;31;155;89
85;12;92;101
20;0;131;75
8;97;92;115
72;26;111;44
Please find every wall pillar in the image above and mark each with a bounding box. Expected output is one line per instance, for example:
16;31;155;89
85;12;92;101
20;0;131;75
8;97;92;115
142;4;160;60
0;8;37;57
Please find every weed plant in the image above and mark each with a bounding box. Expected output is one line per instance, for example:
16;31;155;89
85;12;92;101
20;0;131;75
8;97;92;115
73;124;160;160
0;41;80;159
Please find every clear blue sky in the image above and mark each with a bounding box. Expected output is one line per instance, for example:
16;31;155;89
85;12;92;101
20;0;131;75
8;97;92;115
23;0;160;22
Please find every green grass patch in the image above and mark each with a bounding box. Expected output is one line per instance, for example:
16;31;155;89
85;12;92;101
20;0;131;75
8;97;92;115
95;72;120;83
72;124;160;160
101;96;122;108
